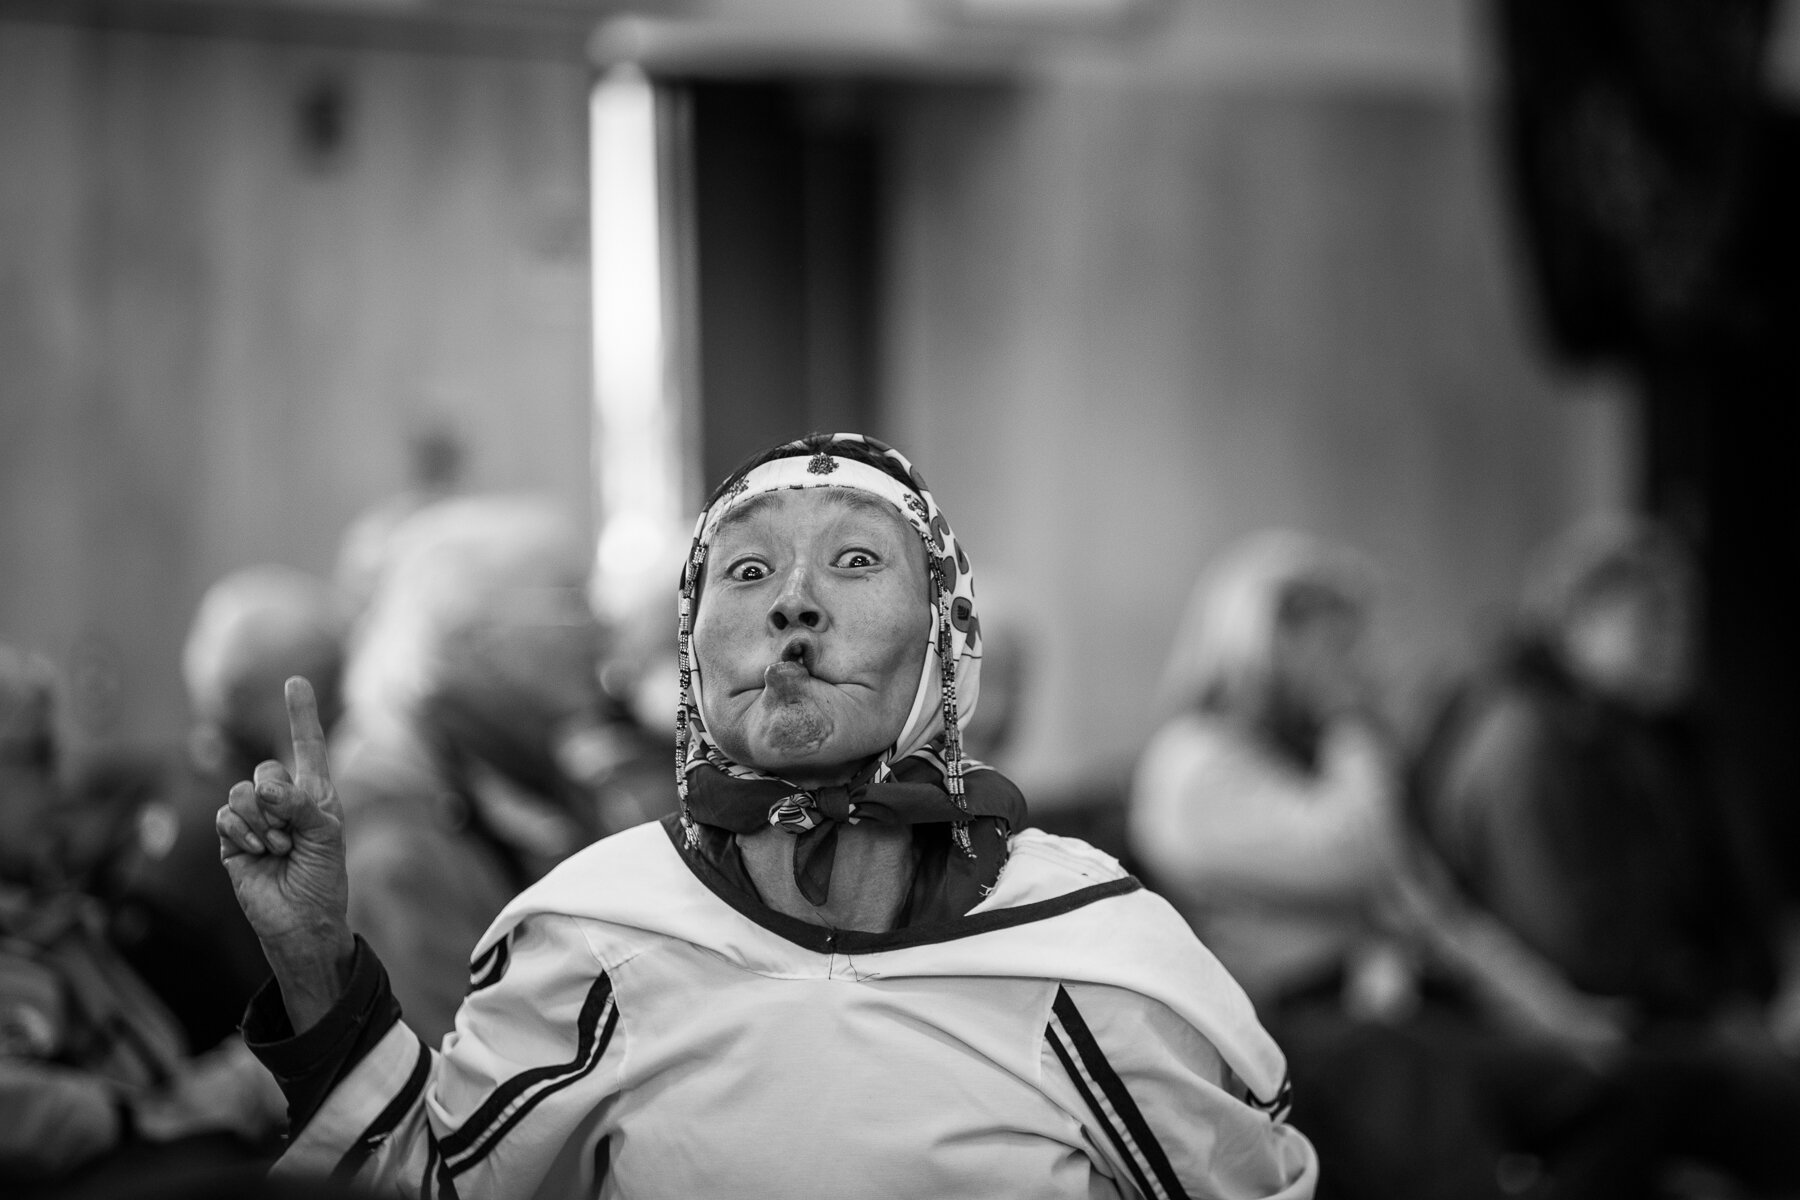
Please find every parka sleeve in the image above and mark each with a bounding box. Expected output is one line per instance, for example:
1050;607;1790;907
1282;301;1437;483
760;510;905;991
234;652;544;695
247;913;624;1198
1043;981;1317;1200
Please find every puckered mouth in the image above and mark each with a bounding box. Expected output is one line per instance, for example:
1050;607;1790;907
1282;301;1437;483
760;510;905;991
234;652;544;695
777;633;818;671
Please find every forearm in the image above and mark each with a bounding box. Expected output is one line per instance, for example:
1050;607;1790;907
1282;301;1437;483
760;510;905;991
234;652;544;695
262;919;357;1034
244;934;406;1136
1393;857;1625;1051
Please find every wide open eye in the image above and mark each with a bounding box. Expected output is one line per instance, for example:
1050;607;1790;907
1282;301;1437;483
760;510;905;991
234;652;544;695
727;559;770;582
834;548;879;569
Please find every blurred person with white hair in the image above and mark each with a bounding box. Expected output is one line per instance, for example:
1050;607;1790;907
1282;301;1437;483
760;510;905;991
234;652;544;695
327;495;605;1046
102;566;350;1054
2;642;284;1194
1129;531;1399;1008
332;424;466;625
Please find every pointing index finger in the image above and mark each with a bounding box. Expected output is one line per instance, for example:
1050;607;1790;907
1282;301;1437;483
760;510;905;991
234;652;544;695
285;675;332;789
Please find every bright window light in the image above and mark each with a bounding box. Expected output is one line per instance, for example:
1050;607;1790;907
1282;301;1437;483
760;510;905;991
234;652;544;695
590;63;690;623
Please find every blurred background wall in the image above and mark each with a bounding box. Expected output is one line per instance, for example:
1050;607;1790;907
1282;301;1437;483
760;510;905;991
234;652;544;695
0;11;593;749
882;78;1631;795
3;0;1795;802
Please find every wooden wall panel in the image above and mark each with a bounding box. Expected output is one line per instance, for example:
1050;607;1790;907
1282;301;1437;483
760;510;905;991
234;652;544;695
884;80;1634;794
0;18;592;749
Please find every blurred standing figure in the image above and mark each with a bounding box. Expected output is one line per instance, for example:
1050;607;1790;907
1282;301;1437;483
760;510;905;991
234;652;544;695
1;643;283;1193
330;496;604;1045
107;566;348;1053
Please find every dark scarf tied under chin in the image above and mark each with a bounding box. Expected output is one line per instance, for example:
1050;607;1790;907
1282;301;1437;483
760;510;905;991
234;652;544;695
683;751;1027;916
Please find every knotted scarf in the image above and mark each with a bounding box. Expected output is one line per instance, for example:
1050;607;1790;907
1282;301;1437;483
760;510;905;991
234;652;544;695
675;433;1027;917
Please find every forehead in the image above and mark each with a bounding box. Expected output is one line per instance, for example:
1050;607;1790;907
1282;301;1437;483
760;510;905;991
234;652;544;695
708;487;917;546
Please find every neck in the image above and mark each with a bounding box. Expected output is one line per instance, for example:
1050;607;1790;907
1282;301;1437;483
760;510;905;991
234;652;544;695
736;822;917;932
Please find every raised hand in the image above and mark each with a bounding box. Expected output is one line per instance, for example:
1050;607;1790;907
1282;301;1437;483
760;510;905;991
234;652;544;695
216;676;354;1031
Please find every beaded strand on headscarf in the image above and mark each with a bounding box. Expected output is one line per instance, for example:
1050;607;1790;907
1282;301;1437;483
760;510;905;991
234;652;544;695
676;536;706;849
930;560;975;857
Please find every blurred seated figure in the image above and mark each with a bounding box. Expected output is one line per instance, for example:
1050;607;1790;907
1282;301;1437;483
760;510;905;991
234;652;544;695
330;495;605;1045
1;643;283;1194
1415;517;1777;1025
1129;532;1413;1010
102;566;348;1053
1412;516;1800;1194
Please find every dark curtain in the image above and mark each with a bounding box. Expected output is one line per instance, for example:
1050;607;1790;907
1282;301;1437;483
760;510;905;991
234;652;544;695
1493;0;1800;897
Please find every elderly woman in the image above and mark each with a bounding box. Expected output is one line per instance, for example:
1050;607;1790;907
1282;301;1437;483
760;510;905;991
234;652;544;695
217;435;1316;1199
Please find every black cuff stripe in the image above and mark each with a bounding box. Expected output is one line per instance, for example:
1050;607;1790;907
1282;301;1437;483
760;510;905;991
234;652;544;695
330;1039;432;1184
1053;986;1189;1200
243;936;404;1136
1048;1022;1158;1200
438;971;615;1162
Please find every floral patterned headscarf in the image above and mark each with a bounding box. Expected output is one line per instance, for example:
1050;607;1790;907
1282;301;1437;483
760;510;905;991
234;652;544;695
675;433;1023;914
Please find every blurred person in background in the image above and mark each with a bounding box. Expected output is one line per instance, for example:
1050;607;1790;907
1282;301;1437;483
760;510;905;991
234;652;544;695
101;565;348;1054
1129;532;1401;1014
1126;530;1739;1200
1415;516;1784;1030
328;495;606;1045
333;424;466;626
954;580;1032;770
1;642;283;1195
1413;516;1800;1193
585;588;692;837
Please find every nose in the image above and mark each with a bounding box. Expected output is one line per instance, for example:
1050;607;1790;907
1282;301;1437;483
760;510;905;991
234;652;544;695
768;565;826;633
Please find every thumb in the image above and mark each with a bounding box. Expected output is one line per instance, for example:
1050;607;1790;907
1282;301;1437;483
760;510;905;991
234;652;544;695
255;774;338;836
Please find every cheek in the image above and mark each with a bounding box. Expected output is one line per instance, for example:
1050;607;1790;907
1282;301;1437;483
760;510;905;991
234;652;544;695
689;598;756;696
849;590;929;698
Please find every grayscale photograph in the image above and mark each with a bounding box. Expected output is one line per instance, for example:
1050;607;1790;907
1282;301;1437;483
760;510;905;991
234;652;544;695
3;1;1799;1197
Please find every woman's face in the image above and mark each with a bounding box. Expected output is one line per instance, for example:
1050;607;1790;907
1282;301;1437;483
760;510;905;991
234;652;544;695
1270;585;1370;723
1560;568;1694;711
692;488;929;784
